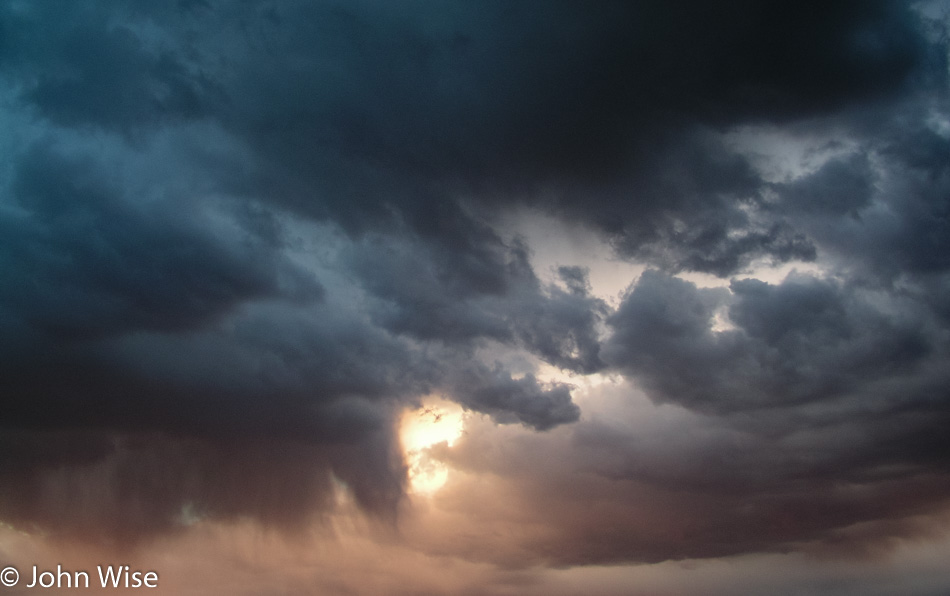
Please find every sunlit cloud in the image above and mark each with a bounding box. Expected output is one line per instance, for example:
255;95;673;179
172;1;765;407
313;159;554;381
400;398;465;495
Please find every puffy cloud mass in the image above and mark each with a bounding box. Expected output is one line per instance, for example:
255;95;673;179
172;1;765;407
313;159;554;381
0;1;949;593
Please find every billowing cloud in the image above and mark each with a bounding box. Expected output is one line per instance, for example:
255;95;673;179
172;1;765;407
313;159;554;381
0;1;948;594
603;270;938;414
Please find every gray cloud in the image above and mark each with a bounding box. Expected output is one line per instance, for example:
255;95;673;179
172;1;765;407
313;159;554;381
781;117;950;282
0;0;948;576
1;143;314;340
604;270;937;414
0;3;221;132
413;379;950;568
450;363;580;432
345;231;606;374
0;428;404;547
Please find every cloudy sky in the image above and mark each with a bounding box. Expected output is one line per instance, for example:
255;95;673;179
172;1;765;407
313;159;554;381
1;1;949;594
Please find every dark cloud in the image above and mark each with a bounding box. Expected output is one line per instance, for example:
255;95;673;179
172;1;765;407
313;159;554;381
1;143;313;340
449;363;579;432
3;0;925;275
0;3;220;132
1;0;942;289
344;228;606;374
412;382;950;568
776;153;876;217
0;300;430;437
603;270;936;414
0;428;403;546
213;0;940;274
780;118;950;282
0;0;948;580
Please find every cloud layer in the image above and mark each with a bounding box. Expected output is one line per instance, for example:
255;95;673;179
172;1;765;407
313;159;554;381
0;1;949;591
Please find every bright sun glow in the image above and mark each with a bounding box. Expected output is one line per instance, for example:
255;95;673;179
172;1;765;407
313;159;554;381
400;398;464;495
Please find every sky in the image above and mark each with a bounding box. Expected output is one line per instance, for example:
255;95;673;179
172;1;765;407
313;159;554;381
1;1;949;594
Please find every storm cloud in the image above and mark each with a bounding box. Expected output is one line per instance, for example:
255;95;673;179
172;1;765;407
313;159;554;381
0;1;949;593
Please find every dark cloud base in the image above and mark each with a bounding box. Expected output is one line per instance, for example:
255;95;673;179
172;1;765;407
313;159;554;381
0;430;402;547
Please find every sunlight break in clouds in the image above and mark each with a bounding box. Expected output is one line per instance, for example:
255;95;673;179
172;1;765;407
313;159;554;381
401;399;465;494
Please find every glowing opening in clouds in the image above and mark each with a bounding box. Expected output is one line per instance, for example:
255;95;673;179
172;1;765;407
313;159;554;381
400;398;464;495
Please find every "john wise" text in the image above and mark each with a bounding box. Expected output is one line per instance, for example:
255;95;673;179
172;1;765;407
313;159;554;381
24;565;158;589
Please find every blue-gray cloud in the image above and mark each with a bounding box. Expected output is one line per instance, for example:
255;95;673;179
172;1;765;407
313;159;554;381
0;0;947;567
